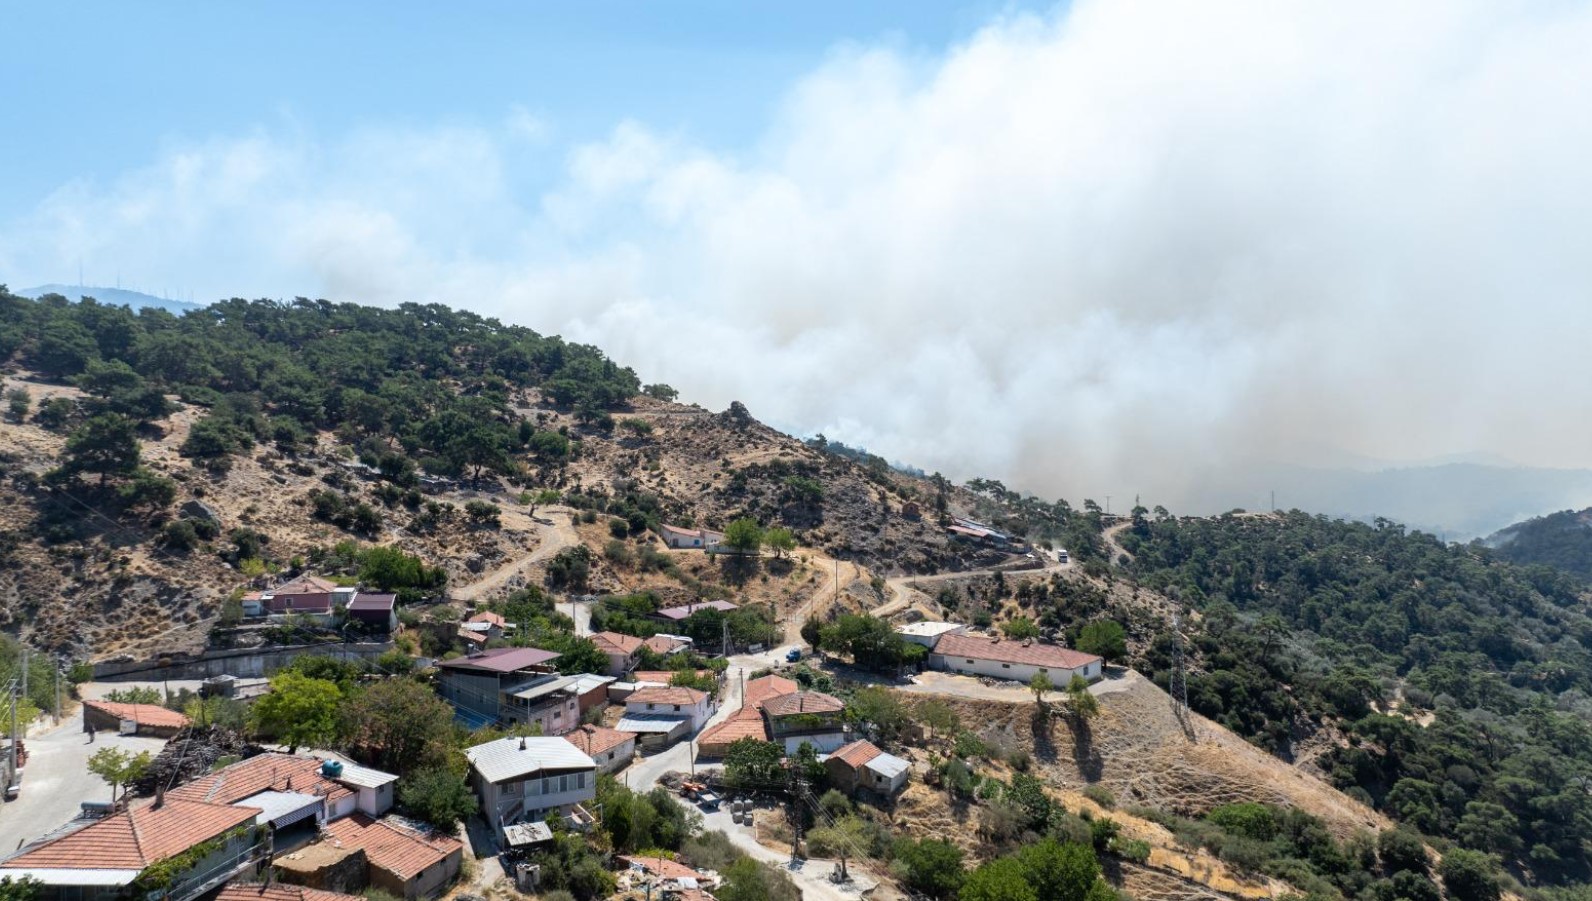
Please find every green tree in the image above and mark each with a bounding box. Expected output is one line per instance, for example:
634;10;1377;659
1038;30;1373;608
1016;839;1106;901
398;766;479;829
894;837;966;900
86;746;153;802
1439;850;1501;901
52;413;141;486
1075;621;1127;663
723;518;764;555
723;739;785;789
338;678;454;776
1002;618;1041;640
4;388;29;422
916;697;960;740
251;671;342;753
848;686;909;741
0;875;39;901
960;856;1037;901
1377;827;1428;875
763;527;796;559
1030;672;1055;704
1066;674;1098;719
718;856;800;901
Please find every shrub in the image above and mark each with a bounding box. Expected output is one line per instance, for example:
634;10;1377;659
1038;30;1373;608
609;517;630;538
1082;784;1116;809
464;500;501;527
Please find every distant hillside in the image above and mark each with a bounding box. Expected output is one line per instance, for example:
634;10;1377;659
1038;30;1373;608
1486;507;1592;580
18;284;204;315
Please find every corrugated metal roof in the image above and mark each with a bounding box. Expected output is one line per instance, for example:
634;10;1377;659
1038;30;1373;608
616;714;692;734
933;633;1101;670
238;790;323;827
567;674;615;694
333;761;398;789
653;601;739;620
865;753;911;779
510;676;578;701
627;686;708;706
896;622;966;637
0;868;139;885
465;737;596;783
436;646;560;673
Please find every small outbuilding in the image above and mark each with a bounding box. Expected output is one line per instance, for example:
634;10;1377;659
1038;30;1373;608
824;740;910;796
82;699;190;737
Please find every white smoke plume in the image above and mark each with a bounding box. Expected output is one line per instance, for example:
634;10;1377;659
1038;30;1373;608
6;0;1592;520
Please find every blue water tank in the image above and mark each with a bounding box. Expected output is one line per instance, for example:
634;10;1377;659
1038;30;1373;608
321;760;344;779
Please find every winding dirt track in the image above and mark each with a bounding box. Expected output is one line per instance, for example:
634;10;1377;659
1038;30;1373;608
450;505;580;601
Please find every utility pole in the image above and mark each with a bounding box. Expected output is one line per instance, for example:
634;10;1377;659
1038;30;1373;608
53;666;60;725
9;681;18;784
721;618;730;660
1105;495;1112;515
21;648;27;702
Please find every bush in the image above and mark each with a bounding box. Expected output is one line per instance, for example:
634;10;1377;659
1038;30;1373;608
1439;850;1501;901
1082;784;1116;809
464;500;501;527
609;517;630;538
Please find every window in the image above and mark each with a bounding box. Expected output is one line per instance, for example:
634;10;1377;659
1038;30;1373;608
559;775;569;792
504;780;522;796
576;772;586;789
554;710;562;720
1039;667;1048;673
966;659;974;664
1001;663;1010;669
673;704;681;712
647;703;656;711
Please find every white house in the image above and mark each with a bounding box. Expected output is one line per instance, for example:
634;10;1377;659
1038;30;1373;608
623;686;714;732
465;736;598;839
895;621;968;649
928;633;1102;684
589;631;646;676
562;724;637;775
657;524;725;550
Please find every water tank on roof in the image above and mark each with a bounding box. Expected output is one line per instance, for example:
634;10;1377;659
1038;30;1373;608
321;760;344;779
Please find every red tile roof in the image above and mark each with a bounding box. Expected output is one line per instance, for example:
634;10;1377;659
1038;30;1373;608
83;699;190;730
744;675;799;708
762;691;844;717
621;855;699;879
167;753;353;805
458;628;488;645
629;670;711;685
273;574;340;594
932;634;1101;670
435;646;560;673
218;884;364;901
642;635;687;654
829;740;883;770
322;814;462;880
696;710;769;749
2;799;259;870
591;631;645;656
627;686;709;706
563;724;634;757
653;601;739;620
467;611;506;626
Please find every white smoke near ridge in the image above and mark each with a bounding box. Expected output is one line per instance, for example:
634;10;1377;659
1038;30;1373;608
5;0;1592;516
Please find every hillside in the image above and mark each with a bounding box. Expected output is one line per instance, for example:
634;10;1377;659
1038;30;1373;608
0;290;1013;656
1486;507;1592;581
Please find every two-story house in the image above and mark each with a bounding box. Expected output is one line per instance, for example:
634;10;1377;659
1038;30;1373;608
433;647;564;728
589;631;645;676
464;737;598;840
762;690;849;753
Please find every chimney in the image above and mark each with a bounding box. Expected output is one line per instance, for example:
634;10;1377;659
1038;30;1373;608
154;783;165;809
519;735;527;751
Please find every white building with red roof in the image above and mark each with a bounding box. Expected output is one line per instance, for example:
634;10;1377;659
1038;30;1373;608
928;633;1102;684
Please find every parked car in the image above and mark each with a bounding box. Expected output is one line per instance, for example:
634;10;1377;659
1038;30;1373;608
786;648;802;662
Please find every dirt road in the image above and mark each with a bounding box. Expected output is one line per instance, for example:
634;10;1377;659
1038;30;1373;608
1102;522;1135;566
452;506;579;602
876;553;1070;620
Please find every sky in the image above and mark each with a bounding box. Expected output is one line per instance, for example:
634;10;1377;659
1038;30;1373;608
6;0;1592;523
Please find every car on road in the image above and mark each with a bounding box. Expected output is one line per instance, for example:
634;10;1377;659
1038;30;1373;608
786;648;802;662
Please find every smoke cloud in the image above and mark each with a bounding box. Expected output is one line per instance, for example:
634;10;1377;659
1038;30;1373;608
6;0;1592;518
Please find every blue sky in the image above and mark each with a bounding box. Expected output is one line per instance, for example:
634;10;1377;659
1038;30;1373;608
0;1;1038;216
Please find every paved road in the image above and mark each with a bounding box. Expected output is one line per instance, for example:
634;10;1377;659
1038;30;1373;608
556;597;593;636
0;711;167;854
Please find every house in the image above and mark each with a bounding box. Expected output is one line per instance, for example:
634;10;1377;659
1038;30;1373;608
657;524;725;550
696;675;797;757
218;884;363;901
502;674;583;736
465;611;511;639
567;673;616;713
217;883;364;901
82;698;190;737
928;633;1102;684
433;646;563;728
236;788;328;851
824;740;910;796
762;690;849;754
457;625;489;647
309;814;462;900
624;686;714;732
894;621;968;650
465;737;598;839
347;593;398;633
168;752;397;822
644;633;692;656
0;797;268;901
242;590;335;622
562;724;636;774
652;600;739;623
590;631;646;676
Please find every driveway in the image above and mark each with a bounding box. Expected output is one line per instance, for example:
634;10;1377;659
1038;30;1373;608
895;667;1137;703
0;711;167;854
556;597;594;636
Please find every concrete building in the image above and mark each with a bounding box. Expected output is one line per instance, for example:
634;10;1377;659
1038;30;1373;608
651;600;738;625
465;737;598;839
624;686;714;732
589;631;646;676
824;740;910;796
567;673;616;713
562;724;636;775
169;753;397;823
657;524;725;550
346;594;398;633
928;633;1102;684
433;646;563;728
762;691;849;754
894;621;968;650
82;699;190;737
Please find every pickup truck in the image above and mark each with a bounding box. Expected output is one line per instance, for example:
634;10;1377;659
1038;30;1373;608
695;790;722;810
